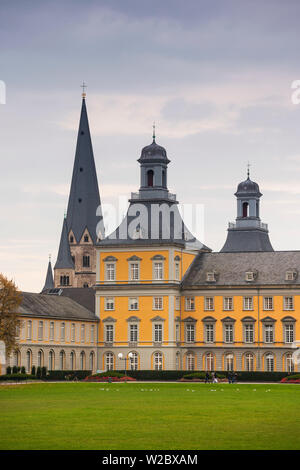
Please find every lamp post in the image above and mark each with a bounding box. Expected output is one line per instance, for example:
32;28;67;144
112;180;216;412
118;352;133;377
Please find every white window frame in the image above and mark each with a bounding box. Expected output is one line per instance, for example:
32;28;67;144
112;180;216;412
105;262;116;281
283;296;294;311
224;324;234;343
153;296;163;310
129;324;138;343
264;324;274;343
38;321;43;341
185;296;195;311
129;262;140;281
223;297;233;311
50;321;54;341
205;324;214;343
27;320;32;340
105;352;114;371
205;297;214;311
90;325;95;343
153;261;164;281
244;323;254;343
285;324;294;343
154;351;163;370
263;297;273;311
175;262;180;281
105;324;114;343
60;322;65;342
243;296;253;311
175;296;180;311
81;324;85;343
154;324;163;343
129;297;139;310
105;297;115;311
71;323;75;342
186;323;195;343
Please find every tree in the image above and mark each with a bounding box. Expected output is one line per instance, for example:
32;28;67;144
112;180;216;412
0;274;22;357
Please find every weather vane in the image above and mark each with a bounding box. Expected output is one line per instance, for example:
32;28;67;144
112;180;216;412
247;161;251;179
81;81;87;98
152;121;156;142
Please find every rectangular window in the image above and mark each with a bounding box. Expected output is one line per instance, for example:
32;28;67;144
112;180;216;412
60;322;65;341
243;297;253;310
90;325;95;343
71;323;75;342
175;323;180;342
129;297;139;310
27;320;32;340
223;297;233;310
154;262;163;280
284;296;294;311
285;324;294;343
244;324;254;343
50;321;54;341
264;297;273;310
265;324;274;343
153;296;163;310
129;324;138;343
205;324;214;343
81;324;85;343
130;263;140;281
105;325;114;343
175;296;180;311
106;263;116;281
205;297;214;311
185;296;195;311
105;297;115;310
175;262;180;280
225;324;234;343
38;321;43;341
154;324;163;343
186;324;195;343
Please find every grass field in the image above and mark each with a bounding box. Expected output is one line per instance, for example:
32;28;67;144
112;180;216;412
0;382;300;450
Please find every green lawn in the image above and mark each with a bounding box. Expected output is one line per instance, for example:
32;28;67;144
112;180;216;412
0;382;299;450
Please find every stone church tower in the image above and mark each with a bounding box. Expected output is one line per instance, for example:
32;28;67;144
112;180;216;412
53;92;105;288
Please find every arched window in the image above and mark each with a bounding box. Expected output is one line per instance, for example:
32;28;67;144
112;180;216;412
38;350;44;368
129;352;138;370
89;352;95;371
105;352;114;371
80;351;85;370
186;353;195;371
14;350;20;367
26;349;32;373
205;352;214;371
59;350;66;370
154;351;163;370
176;352;180;370
49;350;55;371
265;353;274;372
225;353;234;371
242;202;249;218
83;283;89;288
70;236;74;243
60;322;65;341
60;276;70;286
70;351;75;370
245;353;254;371
147;170;154;187
285;353;294;372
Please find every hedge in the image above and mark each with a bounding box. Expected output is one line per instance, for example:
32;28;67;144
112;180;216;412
114;370;287;382
0;373;36;381
44;370;92;381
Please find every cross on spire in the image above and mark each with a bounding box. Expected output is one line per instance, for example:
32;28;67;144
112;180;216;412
81;81;87;98
247;161;251;179
152;121;156;142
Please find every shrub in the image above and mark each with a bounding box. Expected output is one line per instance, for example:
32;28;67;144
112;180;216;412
45;370;91;381
12;366;18;374
6;366;12;375
36;366;41;379
41;366;47;378
31;366;36;376
0;373;36;381
84;374;136;382
21;366;25;374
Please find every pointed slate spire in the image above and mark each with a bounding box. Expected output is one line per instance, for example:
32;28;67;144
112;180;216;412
54;217;75;269
42;257;54;292
66;95;104;243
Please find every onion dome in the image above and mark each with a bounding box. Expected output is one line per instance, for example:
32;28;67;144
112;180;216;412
235;170;262;197
138;124;170;163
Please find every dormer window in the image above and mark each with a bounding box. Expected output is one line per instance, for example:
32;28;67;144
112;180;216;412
206;272;216;282
70;236;74;243
286;270;297;281
245;271;255;282
84;235;89;242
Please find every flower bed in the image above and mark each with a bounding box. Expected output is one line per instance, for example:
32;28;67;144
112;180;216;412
84;374;136;382
281;374;300;384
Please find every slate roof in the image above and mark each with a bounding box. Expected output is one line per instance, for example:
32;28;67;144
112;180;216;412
54;217;75;269
220;228;274;252
66;97;104;243
18;292;98;321
182;251;300;287
41;260;54;292
57;287;95;313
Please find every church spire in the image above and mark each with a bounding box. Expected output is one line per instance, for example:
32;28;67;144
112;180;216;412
66;94;104;244
41;256;54;292
54;216;75;269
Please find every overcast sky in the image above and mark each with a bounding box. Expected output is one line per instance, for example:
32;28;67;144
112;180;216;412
2;0;300;292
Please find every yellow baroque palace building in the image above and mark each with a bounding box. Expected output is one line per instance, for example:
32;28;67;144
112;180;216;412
5;94;300;374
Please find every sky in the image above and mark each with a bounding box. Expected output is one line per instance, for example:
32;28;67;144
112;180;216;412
2;0;300;292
